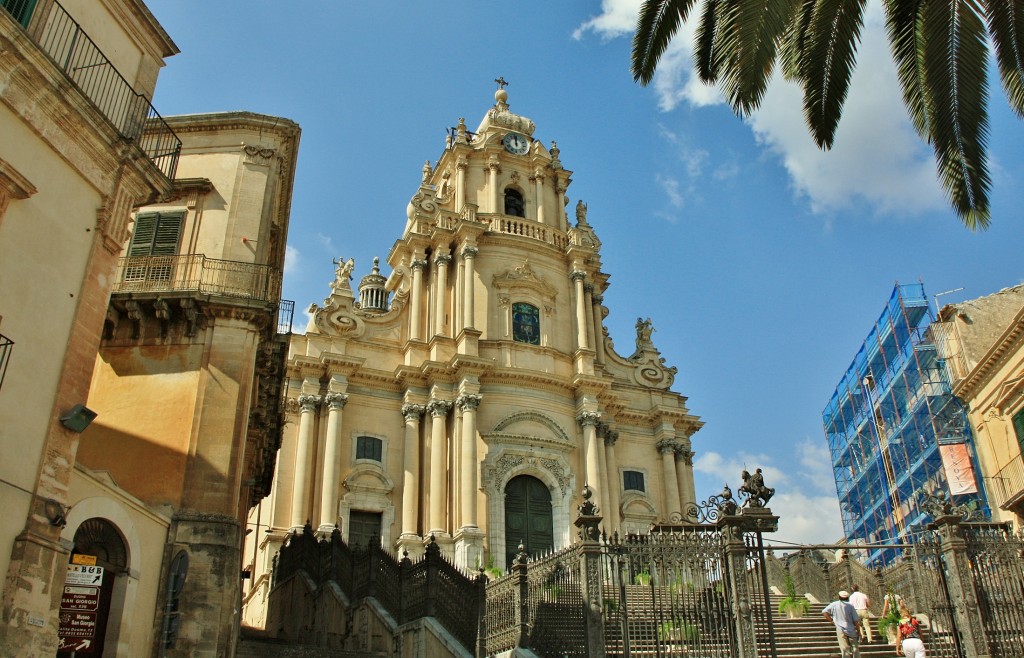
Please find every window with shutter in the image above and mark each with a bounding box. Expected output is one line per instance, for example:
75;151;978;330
1;0;38;28
124;211;184;284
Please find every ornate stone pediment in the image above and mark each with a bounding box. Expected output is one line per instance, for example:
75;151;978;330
343;465;394;496
492;260;557;302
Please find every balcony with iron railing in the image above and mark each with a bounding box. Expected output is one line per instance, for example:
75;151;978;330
2;0;181;179
987;452;1024;511
112;254;282;305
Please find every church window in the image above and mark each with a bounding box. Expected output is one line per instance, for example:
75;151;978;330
623;470;645;493
356;436;383;462
504;188;525;217
511;302;540;345
125;211;184;282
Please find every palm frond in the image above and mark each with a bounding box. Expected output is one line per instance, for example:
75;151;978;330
986;0;1024;117
716;0;799;115
922;0;991;229
801;0;869;149
884;0;930;139
780;0;816;81
632;0;701;85
695;0;723;81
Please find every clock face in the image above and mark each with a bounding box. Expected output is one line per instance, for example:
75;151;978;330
503;132;529;155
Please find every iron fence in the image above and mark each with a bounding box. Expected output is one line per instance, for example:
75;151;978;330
113;254;282;303
963;523;1024;657
24;1;180;178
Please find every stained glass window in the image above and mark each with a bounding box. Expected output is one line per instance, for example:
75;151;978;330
512;302;540;345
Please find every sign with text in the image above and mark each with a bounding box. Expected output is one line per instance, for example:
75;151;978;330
71;554;97;566
65;564;104;586
940;443;978;495
61;586;100;612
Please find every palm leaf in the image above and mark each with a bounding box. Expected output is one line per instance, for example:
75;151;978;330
986;0;1024;117
633;0;701;85
884;0;930;138
716;0;800;115
800;0;869;149
921;0;990;229
695;0;723;81
781;0;817;81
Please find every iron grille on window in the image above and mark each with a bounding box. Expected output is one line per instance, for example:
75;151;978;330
623;470;645;492
356;436;382;462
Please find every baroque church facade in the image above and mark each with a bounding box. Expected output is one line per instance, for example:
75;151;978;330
244;87;703;627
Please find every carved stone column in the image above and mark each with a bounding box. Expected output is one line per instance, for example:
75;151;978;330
674;442;696;519
603;430;621;535
532;168;545;224
594;421;611;530
456;394;482;529
584;284;597;356
400;404;425;540
461;246;478;329
657;439;682;521
427;399;452;535
410;259;427;341
591;293;606;365
291;394;321;527
572;271;589;350
433;252;451;337
487;157;500;213
456;156;467;212
577;411;603;525
318;392;348;533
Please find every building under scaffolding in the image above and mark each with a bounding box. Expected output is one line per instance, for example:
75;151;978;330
822;283;990;565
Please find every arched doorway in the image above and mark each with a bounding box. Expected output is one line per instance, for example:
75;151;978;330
504;475;554;566
57;518;127;656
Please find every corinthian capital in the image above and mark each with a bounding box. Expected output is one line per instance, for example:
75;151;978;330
298;394;322;413
576;411;601;427
656;438;677;455
456;394;483;412
427;399;452;417
401;403;425;421
570;270;587;283
604;430;619;447
434;253;452;266
461;245;479;259
325;393;348;410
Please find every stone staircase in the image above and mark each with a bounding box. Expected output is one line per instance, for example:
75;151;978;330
234;627;386;658
762;596;896;658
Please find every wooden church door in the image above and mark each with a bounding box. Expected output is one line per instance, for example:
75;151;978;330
504;475;554;566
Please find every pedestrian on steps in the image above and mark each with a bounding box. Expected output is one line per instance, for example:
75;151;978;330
849;584;873;643
896;602;927;658
823;590;862;658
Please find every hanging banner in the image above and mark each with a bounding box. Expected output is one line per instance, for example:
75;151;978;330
940;443;978;495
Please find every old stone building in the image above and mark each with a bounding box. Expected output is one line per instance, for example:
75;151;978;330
244;87;703;629
0;1;178;654
74;112;299;656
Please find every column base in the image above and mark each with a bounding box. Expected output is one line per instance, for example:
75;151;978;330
395;533;425;562
316;524;339;539
425;531;454;561
454;526;485;572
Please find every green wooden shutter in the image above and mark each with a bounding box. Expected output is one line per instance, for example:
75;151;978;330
125;211;183;283
1;0;38;28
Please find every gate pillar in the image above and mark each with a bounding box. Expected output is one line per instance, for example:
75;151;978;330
720;507;778;658
932;514;991;658
574;486;606;658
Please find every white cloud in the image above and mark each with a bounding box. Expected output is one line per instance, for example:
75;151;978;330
284;244;300;276
657;174;684;209
695;441;844;546
575;1;945;218
315;232;336;253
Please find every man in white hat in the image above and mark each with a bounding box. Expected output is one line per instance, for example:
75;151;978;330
823;590;862;658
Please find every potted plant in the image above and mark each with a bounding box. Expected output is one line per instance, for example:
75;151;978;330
634;568;652;586
483;556;503;580
777;573;810;619
877;589;903;645
658;620;699;653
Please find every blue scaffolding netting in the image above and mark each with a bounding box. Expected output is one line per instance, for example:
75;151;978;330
822;283;991;565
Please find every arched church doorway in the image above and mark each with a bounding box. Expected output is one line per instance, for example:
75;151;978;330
504;475;553;566
57;518;127;657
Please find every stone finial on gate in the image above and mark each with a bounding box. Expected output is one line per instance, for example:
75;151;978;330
575;485;603;541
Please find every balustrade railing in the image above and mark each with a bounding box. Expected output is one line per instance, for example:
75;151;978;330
10;0;180;178
988;454;1024;510
113;254;281;303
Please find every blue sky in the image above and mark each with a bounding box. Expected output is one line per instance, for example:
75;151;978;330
146;1;1024;545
